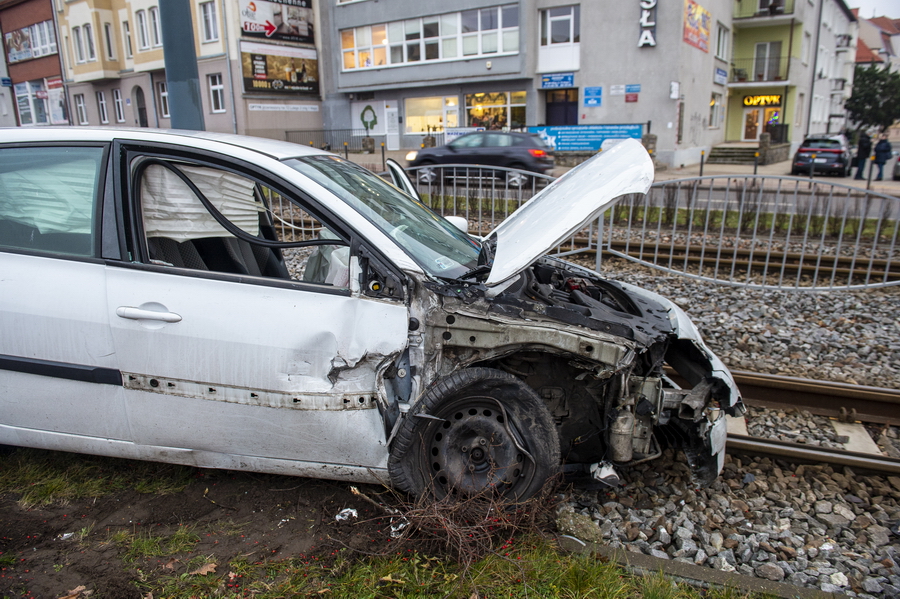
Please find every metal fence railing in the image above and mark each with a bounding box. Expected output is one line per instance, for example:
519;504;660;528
405;166;900;291
285;129;446;153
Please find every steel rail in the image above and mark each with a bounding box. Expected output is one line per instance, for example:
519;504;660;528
730;370;900;426
726;433;900;475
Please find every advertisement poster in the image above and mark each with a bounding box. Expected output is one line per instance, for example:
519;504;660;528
683;0;711;53
239;0;314;45
528;124;643;152
240;41;318;95
5;28;33;63
47;77;68;125
350;101;386;136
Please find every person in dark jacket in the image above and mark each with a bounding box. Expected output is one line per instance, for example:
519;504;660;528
854;131;872;179
873;135;893;181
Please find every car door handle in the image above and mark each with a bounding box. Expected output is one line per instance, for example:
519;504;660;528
116;306;182;323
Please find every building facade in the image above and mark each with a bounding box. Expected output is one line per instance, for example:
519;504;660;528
723;0;855;147
0;0;68;126
53;0;323;137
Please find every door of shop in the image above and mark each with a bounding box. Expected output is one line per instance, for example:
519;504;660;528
742;106;779;141
545;89;578;126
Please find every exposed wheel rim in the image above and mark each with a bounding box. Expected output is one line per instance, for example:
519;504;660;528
424;396;533;497
506;171;528;187
417;167;438;184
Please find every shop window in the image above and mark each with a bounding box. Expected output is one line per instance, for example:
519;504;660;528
405;96;459;133
465;91;525;129
15;81;50;126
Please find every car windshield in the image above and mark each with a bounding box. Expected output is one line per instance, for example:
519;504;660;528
802;139;842;149
285;155;480;279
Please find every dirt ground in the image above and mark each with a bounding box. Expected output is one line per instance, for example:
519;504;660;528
0;464;402;598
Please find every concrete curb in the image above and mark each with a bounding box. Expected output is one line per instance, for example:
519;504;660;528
556;535;850;599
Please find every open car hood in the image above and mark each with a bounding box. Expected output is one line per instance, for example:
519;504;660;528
485;138;654;286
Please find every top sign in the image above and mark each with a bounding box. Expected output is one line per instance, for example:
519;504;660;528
541;73;575;89
743;94;782;107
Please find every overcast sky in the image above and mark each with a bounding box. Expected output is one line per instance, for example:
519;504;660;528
846;0;900;19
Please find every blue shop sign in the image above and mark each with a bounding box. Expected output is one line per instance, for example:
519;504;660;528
541;72;575;89
528;124;644;152
584;87;603;107
0;77;11;87
714;68;728;85
625;84;641;94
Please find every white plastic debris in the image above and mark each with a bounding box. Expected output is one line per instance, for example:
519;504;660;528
590;461;621;487
335;508;358;522
57;532;75;541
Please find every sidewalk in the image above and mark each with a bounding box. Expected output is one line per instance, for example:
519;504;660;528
341;148;900;198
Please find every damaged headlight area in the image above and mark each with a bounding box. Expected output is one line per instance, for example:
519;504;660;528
389;256;743;498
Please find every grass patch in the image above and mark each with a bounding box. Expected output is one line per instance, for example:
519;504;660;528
0;448;195;507
121;525;201;562
131;537;769;599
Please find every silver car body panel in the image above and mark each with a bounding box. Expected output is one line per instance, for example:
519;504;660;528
486;139;653;286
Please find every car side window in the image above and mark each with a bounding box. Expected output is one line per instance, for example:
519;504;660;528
0;146;104;257
484;133;513;148
449;134;484;149
135;159;350;287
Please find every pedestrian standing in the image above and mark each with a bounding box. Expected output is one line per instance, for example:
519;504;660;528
854;131;872;179
873;134;892;181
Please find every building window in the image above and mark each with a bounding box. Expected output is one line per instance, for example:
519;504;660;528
802;31;811;64
96;91;109;123
74;94;88;125
540;5;579;47
14;81;50;125
715;24;729;60
149;7;162;47
104;23;116;59
29;21;58;57
83;23;96;60
200;1;219;42
404;96;459;133
340;5;519;71
123;21;133;57
157;81;170;118
709;93;722;129
465;91;525;129
208;74;226;113
72;26;85;62
136;10;149;50
113;88;125;122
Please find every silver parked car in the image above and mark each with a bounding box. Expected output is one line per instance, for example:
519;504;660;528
0;129;743;500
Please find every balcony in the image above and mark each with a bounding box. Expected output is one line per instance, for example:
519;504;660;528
835;34;852;50
733;0;797;24
730;56;790;83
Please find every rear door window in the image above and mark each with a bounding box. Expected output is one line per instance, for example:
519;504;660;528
0;146;104;257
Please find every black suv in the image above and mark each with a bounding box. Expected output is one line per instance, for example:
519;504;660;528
791;134;853;177
407;131;555;187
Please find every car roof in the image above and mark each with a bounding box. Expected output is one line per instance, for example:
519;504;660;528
0;127;329;161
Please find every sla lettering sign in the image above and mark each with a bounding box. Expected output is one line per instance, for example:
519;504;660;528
639;0;658;47
743;95;782;107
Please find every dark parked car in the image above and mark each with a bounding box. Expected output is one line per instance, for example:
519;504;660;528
406;131;554;187
791;134;853;177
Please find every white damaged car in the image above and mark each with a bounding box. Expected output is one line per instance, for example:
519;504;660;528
0;129;743;500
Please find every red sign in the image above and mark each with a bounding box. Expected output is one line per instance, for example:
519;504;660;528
625;93;639;103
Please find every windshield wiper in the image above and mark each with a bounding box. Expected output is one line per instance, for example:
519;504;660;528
459;239;495;281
